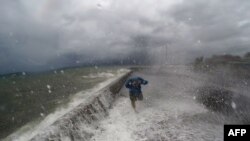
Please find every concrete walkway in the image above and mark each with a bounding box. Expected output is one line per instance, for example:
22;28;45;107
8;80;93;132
90;66;227;141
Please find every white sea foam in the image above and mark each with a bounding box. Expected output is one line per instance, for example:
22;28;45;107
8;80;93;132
82;69;130;79
90;97;137;141
82;72;115;79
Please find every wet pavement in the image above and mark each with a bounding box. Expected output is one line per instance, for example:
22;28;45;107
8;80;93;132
90;66;237;141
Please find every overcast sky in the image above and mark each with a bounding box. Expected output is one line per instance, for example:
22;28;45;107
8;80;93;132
0;0;250;74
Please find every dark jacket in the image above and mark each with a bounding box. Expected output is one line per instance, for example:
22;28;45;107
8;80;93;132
125;77;148;95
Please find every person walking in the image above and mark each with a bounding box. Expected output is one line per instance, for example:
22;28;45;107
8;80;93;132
125;76;148;112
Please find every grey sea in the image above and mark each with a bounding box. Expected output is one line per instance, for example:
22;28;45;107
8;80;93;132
0;66;128;139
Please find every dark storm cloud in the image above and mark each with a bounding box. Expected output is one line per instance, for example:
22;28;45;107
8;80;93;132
0;0;250;74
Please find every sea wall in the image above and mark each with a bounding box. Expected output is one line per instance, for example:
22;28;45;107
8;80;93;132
30;71;132;141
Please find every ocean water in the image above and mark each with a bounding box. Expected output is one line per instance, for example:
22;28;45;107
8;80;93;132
0;66;127;139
